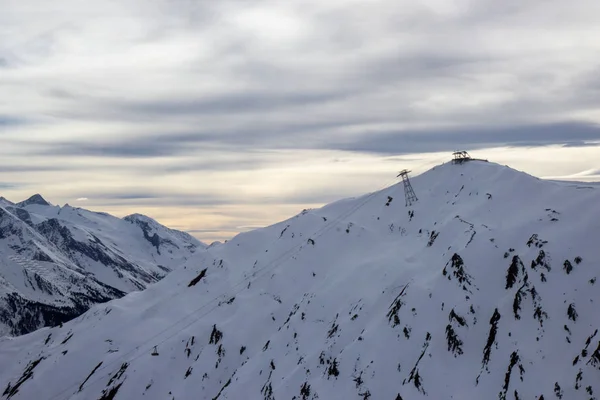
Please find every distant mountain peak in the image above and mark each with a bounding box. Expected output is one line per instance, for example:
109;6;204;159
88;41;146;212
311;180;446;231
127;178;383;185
124;213;206;249
123;213;156;223
0;196;14;206
17;194;50;207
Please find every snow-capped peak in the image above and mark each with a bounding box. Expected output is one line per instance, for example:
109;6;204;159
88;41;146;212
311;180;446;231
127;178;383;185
124;213;205;250
0;197;14;206
123;213;158;224
16;194;50;207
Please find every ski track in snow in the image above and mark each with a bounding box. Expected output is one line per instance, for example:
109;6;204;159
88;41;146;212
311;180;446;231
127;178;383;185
1;161;600;399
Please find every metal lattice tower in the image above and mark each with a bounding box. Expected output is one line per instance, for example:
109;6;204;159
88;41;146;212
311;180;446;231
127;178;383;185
452;151;472;164
397;169;418;207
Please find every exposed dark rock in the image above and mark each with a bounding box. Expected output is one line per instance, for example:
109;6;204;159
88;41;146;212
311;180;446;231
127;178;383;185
568;303;578;322
79;362;103;392
506;256;523;289
387;285;408;328
499;351;520;400
446;324;464;356
443;254;473;290
188;268;208;287
3;357;45;399
563;260;574;274
300;382;311;399
327;359;340;378
209;325;223;345
482;309;501;371
427;231;439;247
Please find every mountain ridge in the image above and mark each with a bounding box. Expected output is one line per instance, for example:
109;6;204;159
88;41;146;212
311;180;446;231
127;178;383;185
1;161;599;399
0;197;205;336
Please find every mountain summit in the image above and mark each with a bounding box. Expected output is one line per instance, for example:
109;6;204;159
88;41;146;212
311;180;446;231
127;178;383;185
1;161;599;400
15;194;50;207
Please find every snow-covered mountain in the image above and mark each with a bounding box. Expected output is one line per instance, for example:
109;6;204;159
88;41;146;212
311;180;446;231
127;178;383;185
1;161;600;400
0;195;205;336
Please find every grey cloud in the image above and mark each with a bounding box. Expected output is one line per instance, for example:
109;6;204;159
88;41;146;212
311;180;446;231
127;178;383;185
0;164;67;173
107;193;163;200
39;120;600;162
34;116;367;158
48;53;489;123
36;56;600;162
123;90;350;116
40;141;191;158
47;86;363;127
562;142;600;148
353;52;491;87
0;183;20;189
160;158;269;173
46;88;78;99
77;192;235;207
0;116;27;127
69;187;355;209
326;122;600;155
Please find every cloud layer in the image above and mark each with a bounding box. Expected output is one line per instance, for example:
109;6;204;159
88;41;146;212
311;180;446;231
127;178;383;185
1;0;599;241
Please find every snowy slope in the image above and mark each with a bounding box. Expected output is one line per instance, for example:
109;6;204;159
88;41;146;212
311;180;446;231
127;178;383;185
0;195;204;336
1;161;600;400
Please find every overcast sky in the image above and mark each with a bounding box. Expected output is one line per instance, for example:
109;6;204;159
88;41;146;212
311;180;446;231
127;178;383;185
1;0;600;242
